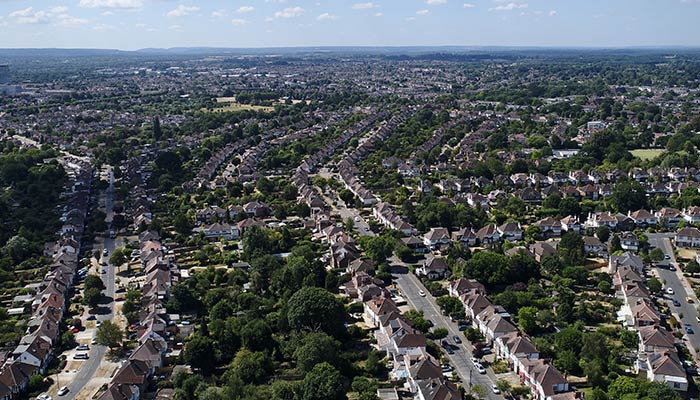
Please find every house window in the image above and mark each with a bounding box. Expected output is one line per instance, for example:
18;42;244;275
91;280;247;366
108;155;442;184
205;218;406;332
674;382;680;388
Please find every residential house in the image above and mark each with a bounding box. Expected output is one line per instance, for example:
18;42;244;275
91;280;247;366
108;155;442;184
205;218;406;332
638;325;675;353
423;228;451;250
476;224;501;244
583;236;606;256
451;228;477;247
536;218;562;238
416;256;450;280
498;222;523;242
675;227;700;248
620;233;640;252
447;278;485;298
644;351;688;392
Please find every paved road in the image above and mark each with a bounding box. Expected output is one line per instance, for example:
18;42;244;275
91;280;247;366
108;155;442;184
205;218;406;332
63;166;119;400
315;168;375;237
391;260;500;398
648;233;700;360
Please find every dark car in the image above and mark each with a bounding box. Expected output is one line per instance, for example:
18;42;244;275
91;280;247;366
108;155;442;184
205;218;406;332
673;299;681;307
453;335;462;344
686;326;694;334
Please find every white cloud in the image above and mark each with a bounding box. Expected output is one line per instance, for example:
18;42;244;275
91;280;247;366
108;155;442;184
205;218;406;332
166;5;200;18
405;16;416;21
101;11;114;16
274;6;305;18
93;23;114;30
9;6;89;27
463;3;475;8
374;12;384;17
237;6;255;14
548;10;557;16
317;13;337;21
79;0;142;10
352;2;378;10
416;9;430;15
489;2;528;11
168;24;183;30
231;18;247;26
426;0;447;4
211;10;227;18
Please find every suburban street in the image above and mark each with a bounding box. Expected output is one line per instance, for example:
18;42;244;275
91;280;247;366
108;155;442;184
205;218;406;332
57;166;121;400
648;233;700;360
391;262;501;398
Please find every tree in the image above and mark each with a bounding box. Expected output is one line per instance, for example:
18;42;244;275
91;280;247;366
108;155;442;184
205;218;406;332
109;248;127;266
173;213;193;236
184;334;217;375
153;116;162;141
470;384;487;399
595;226;610;243
517;306;538;334
686;260;700;276
610;180;647;213
647;276;662;293
649;248;665;262
358;235;396;265
495;379;511;396
229;348;272;384
555;349;580;375
240;319;273;352
83;287;102;308
294;332;340;373
403;309;432;333
610;235;622;253
301;362;346;400
96;320;123;349
559;232;585;265
436;296;465;317
61;331;77;350
84;275;105;291
287;287;345;336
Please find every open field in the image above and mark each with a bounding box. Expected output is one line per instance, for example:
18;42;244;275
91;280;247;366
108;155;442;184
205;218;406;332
631;148;664;160
205;101;275;113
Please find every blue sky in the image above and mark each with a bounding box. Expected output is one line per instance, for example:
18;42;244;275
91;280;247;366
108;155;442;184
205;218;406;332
0;0;698;50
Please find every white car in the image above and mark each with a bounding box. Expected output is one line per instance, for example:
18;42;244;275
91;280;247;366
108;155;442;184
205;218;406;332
475;363;487;374
667;287;675;295
418;290;426;297
491;384;501;394
57;386;69;396
38;395;53;400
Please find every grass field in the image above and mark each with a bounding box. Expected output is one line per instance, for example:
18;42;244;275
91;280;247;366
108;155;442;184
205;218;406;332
631;149;664;160
204;97;276;113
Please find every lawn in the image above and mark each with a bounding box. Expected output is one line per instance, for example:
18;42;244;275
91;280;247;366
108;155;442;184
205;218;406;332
631;149;664;160
203;97;276;113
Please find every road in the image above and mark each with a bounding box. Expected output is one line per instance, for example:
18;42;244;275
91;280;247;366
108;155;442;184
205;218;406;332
391;258;500;398
648;233;700;361
62;166;120;400
314;167;375;237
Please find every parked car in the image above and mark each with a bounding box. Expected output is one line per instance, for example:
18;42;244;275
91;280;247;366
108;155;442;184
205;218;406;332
491;384;501;394
687;297;694;304
685;326;694;334
76;344;89;351
103;248;109;256
667;287;675;295
673;299;681;307
418;290;426;297
452;335;462;344
475;363;487;374
57;386;69;396
91;337;97;345
665;254;671;259
38;394;53;400
73;353;89;360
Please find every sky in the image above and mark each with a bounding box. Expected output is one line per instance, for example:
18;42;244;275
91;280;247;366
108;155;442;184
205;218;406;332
0;0;699;50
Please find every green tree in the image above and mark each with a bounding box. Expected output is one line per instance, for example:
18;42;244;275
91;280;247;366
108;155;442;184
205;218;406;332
517;306;538;334
649;248;665;262
358;235;396;265
184;334;217;375
229;348;272;384
173;213;193;236
109;248;128;266
83;287;102;308
470;384;487;399
301;362;346;400
686;260;700;276
294;332;340;373
240;319;273;352
596;226;611;243
84;275;105;291
287;287;345;336
648;277;662;294
610;180;647;213
559;232;585;265
96;320;123;349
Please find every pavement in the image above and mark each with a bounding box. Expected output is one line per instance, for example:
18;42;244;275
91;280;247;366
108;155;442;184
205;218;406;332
391;256;501;398
648;233;700;361
49;166;122;400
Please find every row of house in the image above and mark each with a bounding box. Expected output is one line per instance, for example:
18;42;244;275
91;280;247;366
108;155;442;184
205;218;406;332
448;278;577;400
609;252;689;392
338;108;417;206
0;157;93;400
97;230;178;400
